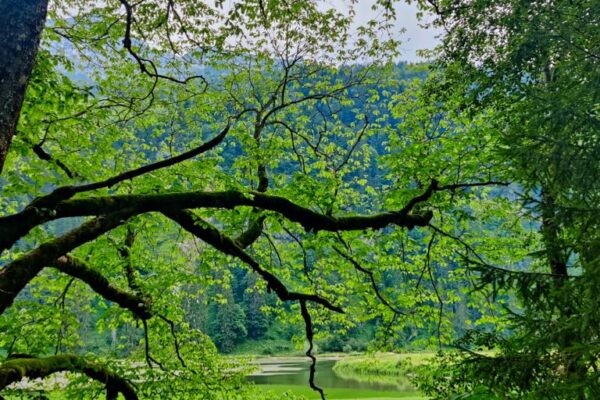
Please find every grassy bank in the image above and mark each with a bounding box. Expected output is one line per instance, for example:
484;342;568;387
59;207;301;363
332;353;434;377
329;353;434;394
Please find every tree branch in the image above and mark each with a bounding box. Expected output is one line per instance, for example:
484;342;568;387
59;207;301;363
397;179;439;215
0;213;131;314
58;191;433;232
0;189;433;254
117;0;206;86
0;354;137;400
234;214;266;249
163;209;343;313
428;223;574;279
30;141;78;179
436;181;510;191
0;124;230;252
50;254;152;320
332;246;405;316
70;121;230;195
300;300;325;400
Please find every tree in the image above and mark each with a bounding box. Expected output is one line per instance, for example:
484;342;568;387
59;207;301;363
0;0;48;173
0;1;470;399
207;287;247;353
2;1;560;399
241;272;269;340
412;0;600;398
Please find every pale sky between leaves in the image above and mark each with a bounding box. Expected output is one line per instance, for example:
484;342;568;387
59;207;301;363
327;0;441;62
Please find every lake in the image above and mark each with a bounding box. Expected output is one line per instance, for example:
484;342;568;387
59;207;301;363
248;358;422;399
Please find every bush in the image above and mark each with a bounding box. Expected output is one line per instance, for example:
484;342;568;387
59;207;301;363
317;336;345;352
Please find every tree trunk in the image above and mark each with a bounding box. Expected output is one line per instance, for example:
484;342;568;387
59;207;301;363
540;189;568;278
0;0;49;174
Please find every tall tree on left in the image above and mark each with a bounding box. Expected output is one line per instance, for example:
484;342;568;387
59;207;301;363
0;0;48;173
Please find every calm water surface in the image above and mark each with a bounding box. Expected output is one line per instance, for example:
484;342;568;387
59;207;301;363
248;359;417;392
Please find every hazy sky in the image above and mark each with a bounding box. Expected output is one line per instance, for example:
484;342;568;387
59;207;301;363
390;2;441;61
333;0;442;62
64;0;442;62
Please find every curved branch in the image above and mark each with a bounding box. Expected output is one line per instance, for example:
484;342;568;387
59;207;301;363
234;214;266;249
157;314;186;368
0;212;131;314
333;115;369;173
50;255;152;320
332;246;405;316
70;122;230;195
0;355;137;400
397;179;439;215
117;0;206;86
428;223;573;279
282;226;313;284
436;181;509;191
30;141;78;179
0;124;230;252
163;209;343;313
117;225;154;312
60;191;432;231
300;300;325;400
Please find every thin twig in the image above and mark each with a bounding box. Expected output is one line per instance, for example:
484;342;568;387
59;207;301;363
300;300;326;400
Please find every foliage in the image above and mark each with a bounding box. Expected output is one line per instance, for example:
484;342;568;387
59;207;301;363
1;0;597;399
207;287;247;353
411;0;600;398
0;0;474;398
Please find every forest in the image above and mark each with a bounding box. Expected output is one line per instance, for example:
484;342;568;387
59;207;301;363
0;0;598;399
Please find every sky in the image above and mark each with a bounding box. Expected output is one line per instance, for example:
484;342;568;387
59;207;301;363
62;0;442;63
389;2;442;61
333;0;442;62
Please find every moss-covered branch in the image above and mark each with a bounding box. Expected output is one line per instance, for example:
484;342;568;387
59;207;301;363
0;354;137;400
57;190;433;232
234;213;266;249
0;188;433;252
0;213;130;314
51;255;152;320
163;209;344;313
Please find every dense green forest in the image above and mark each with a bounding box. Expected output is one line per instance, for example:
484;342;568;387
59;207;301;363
0;0;598;399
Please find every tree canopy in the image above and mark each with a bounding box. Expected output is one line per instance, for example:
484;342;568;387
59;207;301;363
0;1;598;399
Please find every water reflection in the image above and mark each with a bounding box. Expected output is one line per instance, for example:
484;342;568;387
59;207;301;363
248;359;417;392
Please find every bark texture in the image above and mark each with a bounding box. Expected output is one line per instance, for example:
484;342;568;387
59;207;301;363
51;255;153;320
0;189;433;252
0;355;138;400
0;0;49;173
0;214;130;314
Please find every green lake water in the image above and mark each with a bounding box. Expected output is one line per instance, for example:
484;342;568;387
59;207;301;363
248;359;423;399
